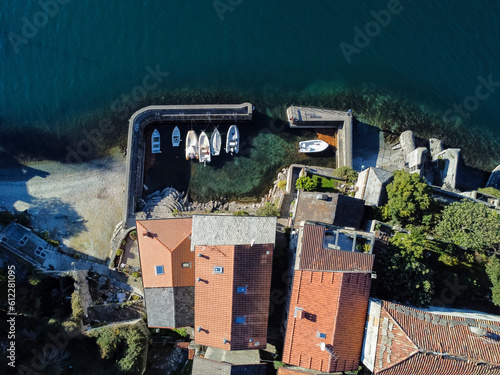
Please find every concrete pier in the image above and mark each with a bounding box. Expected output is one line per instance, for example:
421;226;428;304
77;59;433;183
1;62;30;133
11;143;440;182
123;103;252;228
286;106;352;169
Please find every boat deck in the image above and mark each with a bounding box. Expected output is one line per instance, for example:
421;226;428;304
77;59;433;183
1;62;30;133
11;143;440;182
287;106;349;128
316;129;337;148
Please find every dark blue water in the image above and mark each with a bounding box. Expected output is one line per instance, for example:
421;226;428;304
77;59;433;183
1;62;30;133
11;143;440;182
1;1;499;172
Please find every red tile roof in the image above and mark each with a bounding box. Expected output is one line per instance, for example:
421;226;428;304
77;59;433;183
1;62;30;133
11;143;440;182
299;224;374;272
136;218;193;288
194;243;273;350
373;301;500;374
282;271;371;372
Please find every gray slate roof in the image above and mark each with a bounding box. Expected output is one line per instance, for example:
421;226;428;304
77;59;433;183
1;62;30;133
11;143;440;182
192;356;266;375
191;215;276;250
372;167;393;184
144;286;194;328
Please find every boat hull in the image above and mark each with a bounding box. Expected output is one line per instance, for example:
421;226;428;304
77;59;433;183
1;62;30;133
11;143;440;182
199;131;211;163
225;125;240;154
211;128;221;156
151;129;161;154
185;130;198;160
172;126;181;147
299;140;329;153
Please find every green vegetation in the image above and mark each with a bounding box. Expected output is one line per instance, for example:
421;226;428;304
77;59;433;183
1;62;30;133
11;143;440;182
116;248;124;257
129;230;137;241
256;203;280;217
71;291;84;322
90;322;148;373
0;209;31;227
273;361;286;369
435;199;500;252
295;175;338;192
486;256;500;307
332;166;358;184
277;180;287;190
233;210;250;216
382;170;433;226
295;176;318;191
479;187;500;199
171;360;193;375
170;327;188;337
131;271;141;279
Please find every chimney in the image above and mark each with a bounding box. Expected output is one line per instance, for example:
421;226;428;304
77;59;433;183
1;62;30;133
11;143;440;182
294;307;304;319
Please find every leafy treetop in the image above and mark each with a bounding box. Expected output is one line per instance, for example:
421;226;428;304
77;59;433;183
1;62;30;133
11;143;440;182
383;170;433;226
435;199;500;252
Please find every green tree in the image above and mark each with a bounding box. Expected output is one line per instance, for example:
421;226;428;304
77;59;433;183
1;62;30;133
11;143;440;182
478;187;500;199
435;199;500;252
486;256;500;307
256;203;279;217
332;166;358;184
390;226;437;261
295;176;318;191
383;170;432;226
376;245;434;306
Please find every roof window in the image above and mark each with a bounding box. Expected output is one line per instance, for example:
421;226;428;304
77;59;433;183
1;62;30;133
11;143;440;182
317;331;327;339
213;266;224;274
236;286;247;294
155;265;164;275
235;316;246;324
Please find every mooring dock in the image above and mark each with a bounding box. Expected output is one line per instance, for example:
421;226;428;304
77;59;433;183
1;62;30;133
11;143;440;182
286;106;352;170
123;103;253;228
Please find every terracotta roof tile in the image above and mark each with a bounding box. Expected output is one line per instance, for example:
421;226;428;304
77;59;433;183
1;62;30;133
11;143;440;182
136;218;193;288
282;271;371;372
194;244;273;350
299;224;374;272
372;300;500;374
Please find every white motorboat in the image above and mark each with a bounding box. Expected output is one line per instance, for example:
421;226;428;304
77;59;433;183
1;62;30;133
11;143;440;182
225;125;239;154
185;130;198;160
198;131;211;165
299;140;329;153
151;129;161;154
211;128;221;156
172;126;181;147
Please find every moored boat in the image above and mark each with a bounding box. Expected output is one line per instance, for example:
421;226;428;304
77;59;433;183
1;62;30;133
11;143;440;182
151;129;161;154
198;131;211;165
211;128;221;156
185;130;198;160
299;140;329;153
172;126;181;147
225;125;239;154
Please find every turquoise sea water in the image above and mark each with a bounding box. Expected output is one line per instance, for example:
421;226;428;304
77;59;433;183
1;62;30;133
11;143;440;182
0;1;499;194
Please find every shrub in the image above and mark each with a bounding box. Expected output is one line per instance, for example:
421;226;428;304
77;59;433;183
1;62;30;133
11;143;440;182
273;361;286;369
132;271;141;279
116;248;124;257
129;230;137;241
295;176;318;191
171;327;188;337
277;180;287;190
233;210;250;216
47;239;60;247
256;203;279;217
332;166;358;184
71;291;84;322
478;187;500;199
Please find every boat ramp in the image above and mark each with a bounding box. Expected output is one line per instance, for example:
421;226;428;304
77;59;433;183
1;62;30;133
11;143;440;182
286;106;353;170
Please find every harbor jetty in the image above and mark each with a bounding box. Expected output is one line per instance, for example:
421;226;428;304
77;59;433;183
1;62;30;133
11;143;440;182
123;103;253;228
286;106;352;169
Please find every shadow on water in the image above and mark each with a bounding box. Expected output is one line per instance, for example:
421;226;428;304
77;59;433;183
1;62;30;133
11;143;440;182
143;112;337;202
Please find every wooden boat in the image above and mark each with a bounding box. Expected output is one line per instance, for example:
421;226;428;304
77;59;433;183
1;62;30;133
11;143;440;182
151;129;161;154
299;140;329;153
172;126;181;147
211;128;221;156
225;125;239;154
185;130;198;160
198;131;211;165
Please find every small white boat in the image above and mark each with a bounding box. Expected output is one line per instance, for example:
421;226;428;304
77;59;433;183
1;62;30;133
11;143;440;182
172;126;181;147
299;140;329;153
225;125;239;154
211;128;221;156
185;130;198;160
151;129;161;154
198;131;211;165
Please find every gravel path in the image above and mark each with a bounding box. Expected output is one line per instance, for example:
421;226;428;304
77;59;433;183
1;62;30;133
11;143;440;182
0;154;125;261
